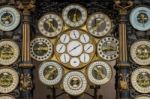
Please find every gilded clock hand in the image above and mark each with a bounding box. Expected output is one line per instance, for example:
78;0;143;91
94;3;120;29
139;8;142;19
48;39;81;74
73;8;77;22
93;19;105;31
46;20;57;31
44;67;56;79
69;44;81;52
94;67;105;79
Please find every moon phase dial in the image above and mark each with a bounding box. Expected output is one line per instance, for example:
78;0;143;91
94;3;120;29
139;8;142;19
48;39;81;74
0;6;20;31
87;61;112;85
87;13;112;37
131;67;150;93
38;13;63;37
62;4;87;27
0;67;19;93
39;61;63;86
55;29;96;69
63;71;87;96
30;37;53;61
0;40;20;65
130;40;150;65
97;37;119;61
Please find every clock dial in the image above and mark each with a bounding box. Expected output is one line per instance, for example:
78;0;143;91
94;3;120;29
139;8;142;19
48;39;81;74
130;40;150;65
87;13;112;37
62;4;87;27
97;37;119;60
0;40;20;65
30;37;53;61
38;13;63;37
0;67;19;93
39;61;63;86
55;29;96;69
60;34;70;44
63;71;87;96
131;67;150;93
130;6;150;31
87;61;112;85
0;6;20;31
135;95;150;99
0;95;15;99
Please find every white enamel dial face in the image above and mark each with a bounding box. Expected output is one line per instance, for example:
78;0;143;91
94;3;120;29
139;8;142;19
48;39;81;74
30;37;53;61
130;40;150;65
0;6;20;31
135;95;150;99
0;40;20;65
55;29;95;69
130;6;150;31
38;13;63;37
97;37;119;60
87;13;112;37
131;67;150;93
0;95;15;99
63;71;87;96
39;61;63;86
87;61;112;85
0;67;19;93
62;4;87;27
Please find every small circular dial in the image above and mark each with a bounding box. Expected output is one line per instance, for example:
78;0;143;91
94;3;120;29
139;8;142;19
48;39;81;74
0;40;20;65
0;67;19;93
63;71;87;96
130;40;150;65
97;37;119;60
62;4;87;27
38;13;63;37
55;29;95;69
30;37;53;61
130;6;150;31
135;95;150;99
87;61;112;85
131;67;150;93
39;61;63;86
0;6;20;31
87;13;112;37
0;95;15;99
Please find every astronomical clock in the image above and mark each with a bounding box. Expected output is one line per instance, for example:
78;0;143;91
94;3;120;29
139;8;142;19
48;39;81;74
0;0;149;99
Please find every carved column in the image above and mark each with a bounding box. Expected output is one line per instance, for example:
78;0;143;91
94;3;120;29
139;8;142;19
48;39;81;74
18;0;35;99
114;0;133;99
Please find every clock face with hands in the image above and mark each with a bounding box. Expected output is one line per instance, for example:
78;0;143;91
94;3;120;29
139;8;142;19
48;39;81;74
38;13;63;37
55;29;96;69
62;4;87;27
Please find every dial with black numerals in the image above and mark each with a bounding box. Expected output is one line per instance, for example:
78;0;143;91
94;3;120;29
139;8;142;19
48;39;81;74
0;6;20;31
87;13;112;37
55;29;95;69
0;67;19;94
131;67;150;93
62;4;87;27
38;13;63;37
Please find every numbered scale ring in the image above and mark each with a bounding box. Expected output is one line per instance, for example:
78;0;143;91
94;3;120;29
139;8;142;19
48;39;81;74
87;12;112;37
0;6;20;31
131;67;150;93
87;61;112;85
30;37;53;61
38;13;63;37
0;40;20;65
97;37;119;61
62;4;87;27
130;40;150;65
130;6;150;31
63;71;87;96
0;67;19;93
0;95;16;99
135;95;150;99
39;61;63;86
55;29;96;69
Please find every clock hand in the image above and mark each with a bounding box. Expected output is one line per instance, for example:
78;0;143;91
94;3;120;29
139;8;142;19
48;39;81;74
44;67;56;79
86;46;92;51
63;35;67;42
84;54;86;62
94;67;105;79
74;32;77;38
93;19;104;31
83;35;86;42
46;20;57;31
58;45;64;52
64;55;66;62
73;8;77;22
69;44;81;52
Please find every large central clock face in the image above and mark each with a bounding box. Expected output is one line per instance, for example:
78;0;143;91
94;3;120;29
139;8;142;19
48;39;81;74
55;29;95;69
